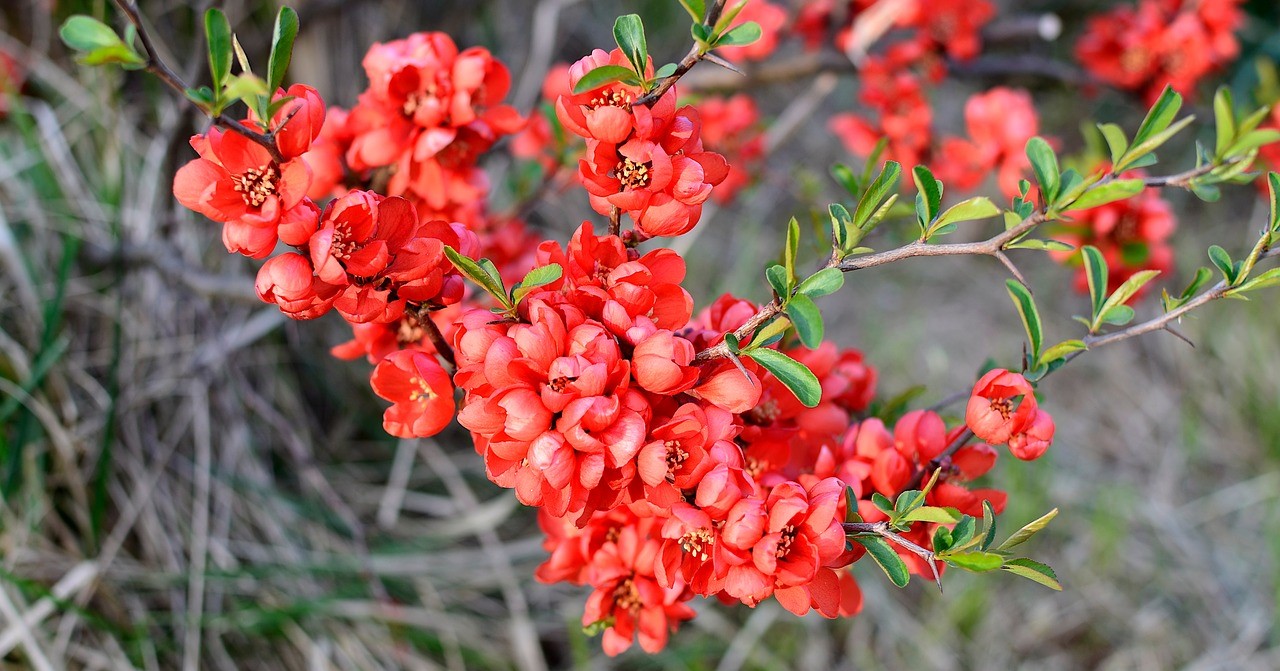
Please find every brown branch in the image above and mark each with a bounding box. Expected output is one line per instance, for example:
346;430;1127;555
632;0;727;107
111;0;285;164
694;162;1232;362
413;306;457;371
843;521;943;590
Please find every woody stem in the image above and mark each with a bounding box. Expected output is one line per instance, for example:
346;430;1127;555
633;0;728;107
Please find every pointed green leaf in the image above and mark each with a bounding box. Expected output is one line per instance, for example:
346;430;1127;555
784;216;800;283
1005;280;1043;361
613;14;648;77
444;246;508;306
716;20;761;47
1041;339;1087;363
932;526;954;553
901;506;962;525
744;348;821;407
1100;304;1135;326
1082;245;1107;324
1208;245;1236;283
1268;172;1280;232
1006;238;1075;252
1025;137;1060;204
934;196;999;229
829;203;854;251
1002;558;1062;591
1068;179;1144;211
1123;115;1196;172
1213;86;1236;158
1098;123;1129;167
912;165;942;230
853;536;910;588
844;484;858;522
267;6;299;93
981;500;998;551
512;263;563;304
221;73;268;104
571;64;636;94
871;493;895;516
1224;129;1280;157
1231;267;1280;293
1181;266;1214;300
796;267;844;298
678;0;706;23
765;264;790;297
831;164;859;197
946;551;1004;573
1098;269;1160;319
1132;85;1183;147
745;315;790;350
854;161;901;231
784;294;824;349
653;62;678;80
996;508;1058;552
1056;169;1088;206
60;15;125;52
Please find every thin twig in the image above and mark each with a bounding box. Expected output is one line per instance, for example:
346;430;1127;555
844;521;943;590
632;0;728;107
420;309;457;370
110;0;285;164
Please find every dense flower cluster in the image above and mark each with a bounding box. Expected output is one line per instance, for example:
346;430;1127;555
1076;0;1244;102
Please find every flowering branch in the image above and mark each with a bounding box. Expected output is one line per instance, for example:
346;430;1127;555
110;0;285;164
633;0;727;107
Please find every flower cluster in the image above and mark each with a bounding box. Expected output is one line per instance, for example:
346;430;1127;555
1076;0;1244;103
557;49;729;238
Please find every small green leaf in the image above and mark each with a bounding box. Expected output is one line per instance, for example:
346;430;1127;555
853;536;910;588
1098;123;1129;167
1231;267;1280;293
267;6;300;93
996;508;1058;552
1132;85;1183;148
945;551;1004;573
1025;137;1060;204
613;14;648;77
1082;245;1107;324
784;216;800;284
79;43;146;67
981;500;998;551
1005;280;1043;362
1006;239;1075;252
933;526;954;553
1002;558;1062;591
571;65;636;94
784;294;824;349
854;161;902;231
1268;172;1280;232
1123;115;1196;172
1191;181;1222;202
221;73;269;104
829;203;854;251
765;263;790;298
744;348;821;407
678;0;706;23
871;493;895;516
60;15;126;52
933;196;999;230
893;489;925;517
205;9;233;91
831;164;859;197
796;267;844;298
653;62;677;79
1056;169;1088;206
1097;269;1160;319
1067;179;1144;211
1208;245;1236;283
723;333;740;355
901;506;962;525
952;515;976;548
844;485;858;523
745;315;790;350
512;263;563;304
1224;129;1280;157
715;20;761;47
1181;266;1214;300
1100;304;1135;326
1040;339;1087;363
912;165;943;231
1213;86;1236;158
444;246;509;307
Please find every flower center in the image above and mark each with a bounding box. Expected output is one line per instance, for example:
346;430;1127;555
1120;49;1150;75
589;89;632;109
401;86;438;117
679;529;714;561
743;456;764;480
989;398;1014;419
616;158;651;189
330;223;358;260
548;376;572;393
397;315;426;345
233;166;278;208
612;577;642;614
775;524;797;559
408;376;436;404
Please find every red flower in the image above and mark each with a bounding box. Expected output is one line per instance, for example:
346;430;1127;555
371;350;456;438
717;1;788;62
269;84;326;160
254;252;339;319
173;127;316;258
965;369;1038;446
1008;408;1055;461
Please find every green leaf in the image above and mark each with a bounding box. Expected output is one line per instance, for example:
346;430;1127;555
853;536;910;588
1231;267;1280;293
1005;280;1043;362
829;203;854;251
1100;304;1135;326
784;294;824;349
844;485;858;523
784;216;800;284
679;0;707;23
933;197;999;231
952;515;976;548
1056;169;1088;206
716;21;761;47
1097;270;1160;320
1006;238;1075;252
765;264;790;297
613;14;648;77
932;526;954;553
653;62;677;79
912;165;942;231
267;6;299;93
996;508;1059;552
723;333;741;355
854;161;902;231
1208;245;1236;283
1025;137;1060;204
221;74;269;104
1098;123;1129;167
1213;86;1235;158
1068;179;1144;211
79;43;146;67
1040;339;1087;363
744;348;821;408
831;164;859;197
60;15;125;52
901;506;962;525
745;315;790;350
444;246;508;306
571;64;636;94
1181;266;1214;300
1082;245;1107;324
981;500;998;551
945;551;1004;573
512;263;563;304
1123;115;1196;172
1132;85;1183;148
1224;129;1280;157
204;8;233;91
1191;181;1222;203
1002;558;1062;591
796;267;844;298
1269;172;1280;232
893;489;926;517
871;493;895;516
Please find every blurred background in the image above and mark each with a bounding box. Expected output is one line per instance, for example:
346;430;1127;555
2;0;1280;668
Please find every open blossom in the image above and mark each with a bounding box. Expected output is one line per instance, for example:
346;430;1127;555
254;252;339;319
173;127;316;258
966;369;1039;446
1008;408;1055;461
371;349;456;438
